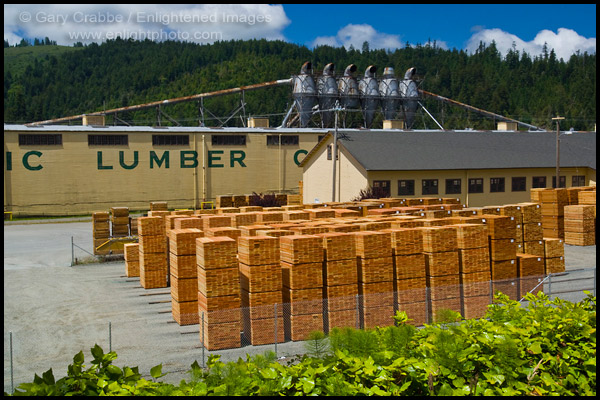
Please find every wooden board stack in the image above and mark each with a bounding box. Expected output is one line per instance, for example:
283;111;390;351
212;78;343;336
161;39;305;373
419;226;461;322
169;228;204;325
137;216;168;289
316;232;359;332
517;203;544;256
538;188;568;239
110;207;130;251
230;212;258;228
564;205;596;246
92;211;110;255
483;215;518;300
452;224;491;319
238;236;285;345
216;195;233;208
149;201;168;211
516;253;545;298
578;189;596;208
124;243;140;277
174;217;204;230
256;211;284;223
354;231;395;328
543;238;565;274
386;228;427;326
280;235;325;340
205;227;242;243
196;236;241;350
201;215;232;230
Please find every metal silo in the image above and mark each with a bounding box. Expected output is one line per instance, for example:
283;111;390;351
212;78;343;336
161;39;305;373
292;61;317;128
317;63;338;128
400;67;419;129
379;66;400;120
358;65;380;128
338;64;360;110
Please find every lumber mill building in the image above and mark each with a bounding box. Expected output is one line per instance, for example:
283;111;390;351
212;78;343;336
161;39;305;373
3;62;597;216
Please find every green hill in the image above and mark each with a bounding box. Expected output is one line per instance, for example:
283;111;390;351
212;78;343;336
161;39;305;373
3;38;596;130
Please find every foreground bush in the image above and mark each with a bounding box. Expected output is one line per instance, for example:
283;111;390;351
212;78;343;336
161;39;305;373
8;291;596;396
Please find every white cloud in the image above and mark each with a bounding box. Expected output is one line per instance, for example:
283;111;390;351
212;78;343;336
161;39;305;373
4;4;291;45
466;27;596;60
311;23;404;51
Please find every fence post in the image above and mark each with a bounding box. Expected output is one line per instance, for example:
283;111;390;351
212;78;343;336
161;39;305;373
355;294;359;329
109;321;112;352
10;331;14;394
274;304;278;357
71;236;75;267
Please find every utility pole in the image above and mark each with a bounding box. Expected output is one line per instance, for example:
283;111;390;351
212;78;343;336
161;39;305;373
552;116;565;188
332;102;343;202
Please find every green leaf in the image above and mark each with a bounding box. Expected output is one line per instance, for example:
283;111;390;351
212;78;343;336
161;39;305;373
150;364;163;379
529;342;543;354
42;369;55;385
259;367;277;380
73;350;85;365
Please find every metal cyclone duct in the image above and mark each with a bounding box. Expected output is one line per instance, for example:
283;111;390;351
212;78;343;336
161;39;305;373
358;65;380;128
292;61;317;127
337;64;360;110
399;67;419;129
317;63;338;127
379;66;400;120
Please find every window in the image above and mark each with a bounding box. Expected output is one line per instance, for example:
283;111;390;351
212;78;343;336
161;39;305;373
373;180;391;197
88;135;128;146
422;179;438;195
267;135;299;146
153;135;189;146
532;176;546;188
490;178;505;192
398;180;415;196
18;134;62;146
468;178;484;193
552;176;566;188
211;135;246;146
511;177;526;192
445;179;461;195
572;176;586;187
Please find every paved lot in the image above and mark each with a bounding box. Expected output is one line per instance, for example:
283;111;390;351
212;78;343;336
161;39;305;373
3;220;597;392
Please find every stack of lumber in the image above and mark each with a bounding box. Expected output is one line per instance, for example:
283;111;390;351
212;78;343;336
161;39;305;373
578;189;596;207
564;205;596;246
517;253;545;298
150;201;168;211
239;224;272;236
453;223;491;319
138;216;168;289
217;207;240;214
543;238;565;274
130;217;138;236
124;243;140;277
385;228;427;326
283;210;310;221
216;195;233;208
419;226;461;322
111;207;130;243
316;232;359;331
305;208;336;219
256;211;284;223
169;228;204;325
483;215;518;300
92;211;110;255
174;217;203;230
238;236;284;345
539;188;568;239
201;215;231;230
354;231;395;328
204;227;242;243
517;203;544;256
280;235;325;340
196;236;241;350
229;212;258;228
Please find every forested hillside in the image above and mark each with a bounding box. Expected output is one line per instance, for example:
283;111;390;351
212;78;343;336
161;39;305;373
3;38;596;130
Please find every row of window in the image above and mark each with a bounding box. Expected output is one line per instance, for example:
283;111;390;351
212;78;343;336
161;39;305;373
18;134;302;147
374;175;585;197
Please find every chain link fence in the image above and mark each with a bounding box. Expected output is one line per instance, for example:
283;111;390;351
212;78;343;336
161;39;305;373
4;267;595;394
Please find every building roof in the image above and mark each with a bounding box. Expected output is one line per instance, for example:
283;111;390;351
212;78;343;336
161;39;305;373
302;130;596;171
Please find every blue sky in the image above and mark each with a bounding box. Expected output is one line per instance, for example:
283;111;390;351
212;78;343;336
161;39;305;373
4;4;596;60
